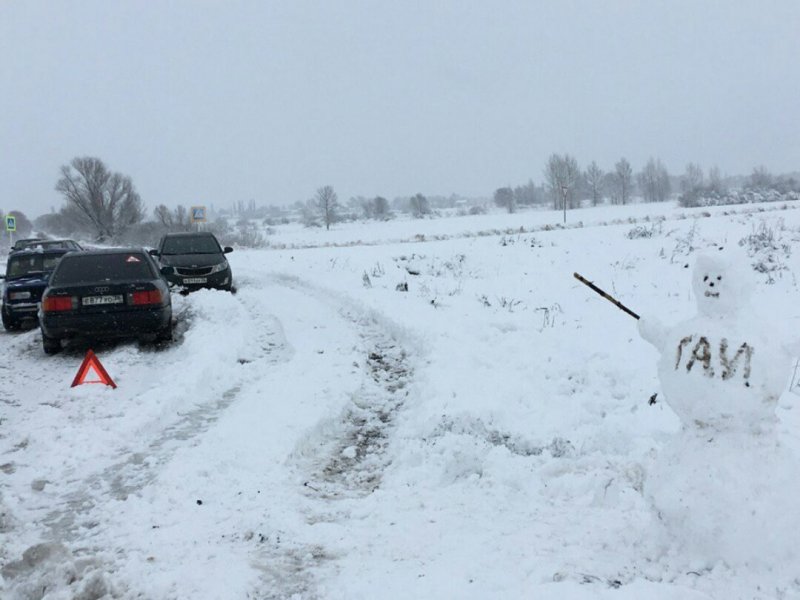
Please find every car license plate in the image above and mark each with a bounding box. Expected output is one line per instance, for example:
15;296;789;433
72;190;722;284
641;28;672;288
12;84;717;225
82;294;123;306
183;277;207;284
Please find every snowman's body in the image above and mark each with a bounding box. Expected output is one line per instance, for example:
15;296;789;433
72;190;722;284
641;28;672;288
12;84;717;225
646;313;789;433
640;253;793;434
639;253;799;564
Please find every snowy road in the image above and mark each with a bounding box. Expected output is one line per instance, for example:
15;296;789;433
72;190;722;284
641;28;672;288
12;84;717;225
0;268;419;598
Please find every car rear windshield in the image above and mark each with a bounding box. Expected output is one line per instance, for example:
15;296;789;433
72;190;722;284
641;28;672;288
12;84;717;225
161;235;221;255
51;253;154;285
6;254;63;279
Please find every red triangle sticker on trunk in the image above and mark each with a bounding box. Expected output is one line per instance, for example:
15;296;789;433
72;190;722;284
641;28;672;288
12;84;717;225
71;350;117;389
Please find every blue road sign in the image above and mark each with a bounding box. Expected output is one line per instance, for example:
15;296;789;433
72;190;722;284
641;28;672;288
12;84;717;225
190;206;207;223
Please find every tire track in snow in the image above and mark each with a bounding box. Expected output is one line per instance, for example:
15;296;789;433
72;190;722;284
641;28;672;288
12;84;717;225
275;273;417;498
0;326;55;572
246;274;421;600
41;287;291;542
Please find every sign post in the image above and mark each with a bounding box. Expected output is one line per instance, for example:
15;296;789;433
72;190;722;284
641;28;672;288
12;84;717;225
5;215;16;247
190;206;207;231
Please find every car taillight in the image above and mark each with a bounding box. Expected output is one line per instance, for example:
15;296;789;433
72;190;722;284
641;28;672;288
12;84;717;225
129;290;163;305
42;296;75;312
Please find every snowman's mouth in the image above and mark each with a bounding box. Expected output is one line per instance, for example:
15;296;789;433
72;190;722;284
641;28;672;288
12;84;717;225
705;291;720;298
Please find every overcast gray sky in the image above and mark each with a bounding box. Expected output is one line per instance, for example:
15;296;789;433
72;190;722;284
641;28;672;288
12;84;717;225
2;1;799;218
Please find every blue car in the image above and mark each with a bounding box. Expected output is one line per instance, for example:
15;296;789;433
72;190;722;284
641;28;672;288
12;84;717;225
1;249;73;330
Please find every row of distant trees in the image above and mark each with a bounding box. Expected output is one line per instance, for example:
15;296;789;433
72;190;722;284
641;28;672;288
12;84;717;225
493;155;800;214
678;164;800;207
494;155;653;214
300;190;439;228
18;155;800;244
297;187;445;228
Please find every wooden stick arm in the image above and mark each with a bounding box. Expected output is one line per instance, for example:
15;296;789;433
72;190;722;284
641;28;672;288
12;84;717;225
573;272;640;320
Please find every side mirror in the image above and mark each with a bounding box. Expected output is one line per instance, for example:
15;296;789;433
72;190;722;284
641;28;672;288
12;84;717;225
160;266;174;276
148;248;160;257
223;246;234;254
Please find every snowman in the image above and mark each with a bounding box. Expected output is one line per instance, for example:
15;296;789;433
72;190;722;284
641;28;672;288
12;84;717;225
639;250;800;566
638;250;794;434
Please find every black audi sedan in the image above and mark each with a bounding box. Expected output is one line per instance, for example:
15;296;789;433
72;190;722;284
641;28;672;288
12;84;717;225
151;231;233;291
39;248;173;354
1;248;73;330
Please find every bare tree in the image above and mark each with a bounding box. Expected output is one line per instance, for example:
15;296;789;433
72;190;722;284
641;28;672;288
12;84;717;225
679;163;705;207
748;166;773;190
409;193;430;218
55;156;144;241
544;153;580;211
351;195;390;221
614;158;634;205
682;163;704;192
176;205;189;227
656;161;672;202
373;196;391;220
513;179;540;206
707;166;726;196
637;158;671;202
585;161;604;206
493;186;515;213
301;198;321;227
154;204;192;230
350;196;372;220
315;185;339;230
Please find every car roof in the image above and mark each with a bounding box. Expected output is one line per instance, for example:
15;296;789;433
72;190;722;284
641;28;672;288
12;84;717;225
14;239;80;248
162;231;216;238
60;247;150;258
8;247;73;258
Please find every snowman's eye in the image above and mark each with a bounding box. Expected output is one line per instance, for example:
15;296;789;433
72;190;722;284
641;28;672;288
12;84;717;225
703;275;709;281
717;276;722;281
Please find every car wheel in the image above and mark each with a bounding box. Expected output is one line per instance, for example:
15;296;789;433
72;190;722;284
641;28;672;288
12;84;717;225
2;307;18;331
155;320;173;344
42;333;62;355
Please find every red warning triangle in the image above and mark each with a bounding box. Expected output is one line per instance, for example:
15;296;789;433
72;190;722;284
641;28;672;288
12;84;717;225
71;349;117;389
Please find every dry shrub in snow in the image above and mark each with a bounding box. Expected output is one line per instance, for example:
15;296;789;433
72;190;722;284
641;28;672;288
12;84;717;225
627;217;664;240
738;220;791;283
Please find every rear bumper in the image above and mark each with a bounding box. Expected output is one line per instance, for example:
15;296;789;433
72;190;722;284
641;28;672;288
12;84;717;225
4;301;40;317
41;306;171;339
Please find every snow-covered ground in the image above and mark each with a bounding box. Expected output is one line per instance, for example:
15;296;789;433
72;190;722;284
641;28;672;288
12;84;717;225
3;200;800;599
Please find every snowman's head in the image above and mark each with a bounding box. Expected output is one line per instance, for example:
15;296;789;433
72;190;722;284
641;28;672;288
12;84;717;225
692;251;751;317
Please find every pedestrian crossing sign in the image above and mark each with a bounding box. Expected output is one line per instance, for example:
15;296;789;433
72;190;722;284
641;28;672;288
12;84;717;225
190;206;207;223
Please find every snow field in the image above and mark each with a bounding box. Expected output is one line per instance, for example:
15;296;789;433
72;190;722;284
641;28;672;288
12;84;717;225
2;200;800;598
